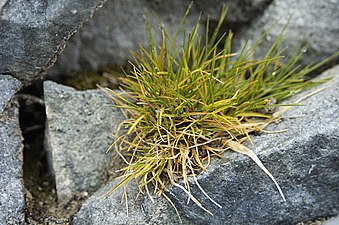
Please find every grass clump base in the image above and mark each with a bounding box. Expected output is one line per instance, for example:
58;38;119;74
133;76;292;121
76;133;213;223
101;5;338;217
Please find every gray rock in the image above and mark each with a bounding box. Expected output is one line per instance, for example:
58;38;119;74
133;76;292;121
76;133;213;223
0;0;105;85
195;0;272;23
234;0;339;70
0;75;22;114
48;0;274;78
73;179;179;225
323;215;339;225
0;100;25;224
47;0;201;77
44;80;124;205
73;65;339;224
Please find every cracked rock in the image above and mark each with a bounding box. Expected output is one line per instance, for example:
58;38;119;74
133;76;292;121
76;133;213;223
0;0;105;85
47;0;200;78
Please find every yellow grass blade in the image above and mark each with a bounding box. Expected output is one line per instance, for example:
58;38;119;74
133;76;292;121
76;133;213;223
127;115;145;134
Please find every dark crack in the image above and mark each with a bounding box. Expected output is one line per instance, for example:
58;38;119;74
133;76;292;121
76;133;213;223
18;79;74;224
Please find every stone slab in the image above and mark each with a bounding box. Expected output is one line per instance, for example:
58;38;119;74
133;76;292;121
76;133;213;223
44;80;124;205
0;0;105;85
0;100;25;225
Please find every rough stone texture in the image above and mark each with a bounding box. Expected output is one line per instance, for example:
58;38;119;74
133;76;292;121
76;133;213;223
0;100;25;224
73;179;179;225
73;65;339;224
47;0;274;78
44;80;124;205
324;215;339;225
47;0;199;78
194;0;272;23
234;0;339;71
0;75;22;114
0;0;105;85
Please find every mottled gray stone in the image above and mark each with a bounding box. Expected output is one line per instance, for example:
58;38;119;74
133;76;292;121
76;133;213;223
47;0;201;77
73;65;339;224
0;75;22;114
234;0;339;70
0;0;105;85
0;100;25;225
324;215;339;225
44;80;124;205
73;179;179;225
48;0;274;78
194;0;272;23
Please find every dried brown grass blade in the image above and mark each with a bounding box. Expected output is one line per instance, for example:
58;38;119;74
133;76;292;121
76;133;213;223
226;140;286;201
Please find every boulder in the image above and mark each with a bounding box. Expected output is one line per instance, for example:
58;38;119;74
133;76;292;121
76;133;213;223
0;100;25;224
48;0;274;78
44;80;124;205
0;0;106;85
47;0;200;78
73;65;339;224
233;0;339;71
195;0;272;23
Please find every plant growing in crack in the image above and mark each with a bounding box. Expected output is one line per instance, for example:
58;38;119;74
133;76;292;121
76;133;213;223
100;5;338;220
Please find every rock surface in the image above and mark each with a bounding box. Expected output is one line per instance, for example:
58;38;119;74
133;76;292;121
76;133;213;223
48;0;339;79
0;100;25;224
73;179;179;225
195;0;272;23
0;75;22;114
44;81;124;205
2;0;337;86
47;0;200;78
234;0;339;70
0;0;105;85
324;215;339;225
47;0;273;78
73;65;339;224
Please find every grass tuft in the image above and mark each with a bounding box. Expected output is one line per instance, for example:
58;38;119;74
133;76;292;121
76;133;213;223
101;5;338;216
